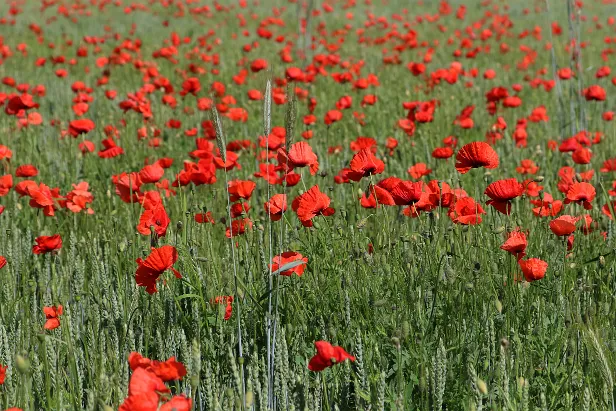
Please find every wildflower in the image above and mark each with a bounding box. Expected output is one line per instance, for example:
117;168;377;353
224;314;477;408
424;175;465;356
33;235;62;254
455;142;499;174
308;341;355;372
135;245;181;294
270;252;308;277
43;305;63;330
500;229;528;260
484;178;524;215
549;215;578;236
264;194;287;221
518;258;548;282
448;197;485;225
210;296;234;320
292;185;335;227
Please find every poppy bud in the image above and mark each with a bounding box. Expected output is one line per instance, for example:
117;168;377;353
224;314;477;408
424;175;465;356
319;170;328;178
391;336;400;349
517;377;527;391
16;354;30;374
245;391;254;408
190;374;199;388
103;406;114;411
569;263;577;269
400;321;410;340
534;176;544;182
492;225;505;234
500;337;509;348
495;299;503;313
37;333;46;343
575;173;583;183
476;378;488;395
599;255;606;267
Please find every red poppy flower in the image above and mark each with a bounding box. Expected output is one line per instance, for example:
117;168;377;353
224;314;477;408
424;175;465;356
119;368;168;411
292;185;335;227
349;148;385;178
5;94;39;115
455;142;499;174
324;110;343;125
139;163;165;184
583;85;606;101
24;182;58;217
43;305;63;330
516;159;539;175
407;163;432;180
61;182;94;214
98;137;124;158
549;215;578;236
15;164;38;177
308;341;355;372
264;194;287;221
602;201;616;220
564;182;595;210
0;174;13;196
0;145;12;161
135;245;181;294
500;229;527;260
68;119;95;137
484;178;524;215
270;251;308;277
448;197;485;225
128;352;187;382
112;172;142;203
518;258;548;282
286;142;319;175
227;180;256;202
137;204;170;237
432;146;454;159
33;234;62;254
210;295;234;320
226;218;253;238
0;256;6;269
0;364;6;385
195;211;215;224
390;180;424;206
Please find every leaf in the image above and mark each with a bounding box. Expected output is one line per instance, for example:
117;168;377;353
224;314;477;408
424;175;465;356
175;293;203;301
271;259;306;275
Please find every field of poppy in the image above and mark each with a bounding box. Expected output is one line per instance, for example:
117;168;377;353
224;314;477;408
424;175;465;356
2;0;616;409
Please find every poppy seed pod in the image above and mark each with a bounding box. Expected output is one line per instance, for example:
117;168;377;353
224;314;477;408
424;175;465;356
15;354;30;374
176;221;183;230
476;378;488;395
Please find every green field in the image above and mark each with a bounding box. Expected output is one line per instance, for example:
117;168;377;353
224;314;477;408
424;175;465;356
1;0;616;409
